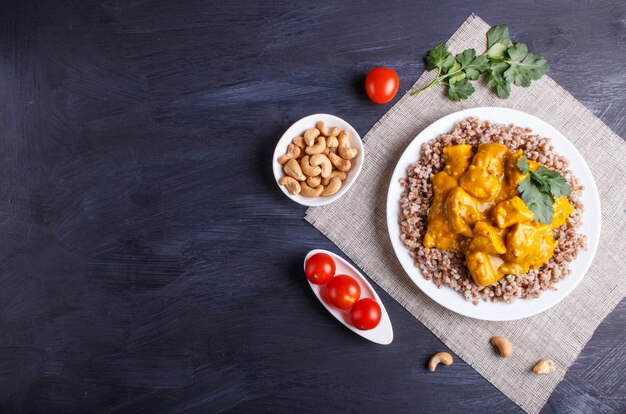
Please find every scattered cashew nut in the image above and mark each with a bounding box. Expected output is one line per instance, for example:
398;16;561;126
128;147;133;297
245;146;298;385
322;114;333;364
321;176;342;196
490;336;513;358
316;121;329;136
278;143;301;165
303;128;320;146
300;181;324;197
533;359;556;375
279;176;301;195
428;352;453;372
310;154;332;178
283;158;306;181
338;132;358;160
305;136;326;155
300;155;322;177
328;152;352;172
306;175;321;187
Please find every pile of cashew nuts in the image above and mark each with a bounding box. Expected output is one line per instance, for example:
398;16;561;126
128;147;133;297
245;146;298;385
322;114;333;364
278;121;358;197
428;336;556;375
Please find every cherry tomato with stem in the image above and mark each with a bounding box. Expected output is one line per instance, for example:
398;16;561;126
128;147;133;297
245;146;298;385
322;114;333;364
350;298;381;330
305;253;336;285
365;67;400;104
326;275;361;310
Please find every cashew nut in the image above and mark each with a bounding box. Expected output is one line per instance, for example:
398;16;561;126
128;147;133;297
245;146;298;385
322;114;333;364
310;154;332;178
328;152;352;172
303;128;320;146
428;352;453;372
338;132;358;160
305;136;326;155
278;143;302;165
316;121;329;136
326;135;339;148
279;176;301;195
490;336;512;358
300;155;322;177
533;359;556;375
328;127;341;137
300;181;324;197
321;177;342;196
292;136;305;150
307;175;321;187
332;170;347;180
283;158;306;181
322;147;330;155
322;170;346;186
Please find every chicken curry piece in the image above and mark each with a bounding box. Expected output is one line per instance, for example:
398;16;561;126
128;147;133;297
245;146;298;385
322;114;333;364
423;144;574;286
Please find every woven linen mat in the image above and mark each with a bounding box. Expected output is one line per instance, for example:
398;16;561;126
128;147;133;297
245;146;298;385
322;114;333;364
305;14;626;414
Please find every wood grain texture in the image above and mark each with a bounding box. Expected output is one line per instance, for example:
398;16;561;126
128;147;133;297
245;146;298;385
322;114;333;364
0;0;623;413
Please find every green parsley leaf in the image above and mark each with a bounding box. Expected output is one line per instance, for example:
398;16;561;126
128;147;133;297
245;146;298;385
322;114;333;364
487;61;511;99
486;25;512;59
464;54;490;80
441;54;456;71
426;44;454;71
549;176;571;197
516;155;529;174
455;49;476;67
531;166;571;197
413;24;548;101
455;49;490;80
487;24;513;49
503;44;549;87
447;79;475;101
522;53;549;81
532;191;555;224
517;172;533;194
486;43;508;60
506;42;528;62
446;61;462;75
448;70;466;84
516;156;571;225
530;166;553;193
518;175;554;224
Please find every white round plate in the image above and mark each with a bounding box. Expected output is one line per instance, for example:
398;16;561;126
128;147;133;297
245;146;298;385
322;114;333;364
304;249;393;345
386;107;601;321
273;114;364;207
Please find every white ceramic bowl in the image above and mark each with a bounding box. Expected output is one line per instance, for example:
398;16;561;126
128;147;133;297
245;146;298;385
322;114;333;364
273;114;364;206
386;107;601;321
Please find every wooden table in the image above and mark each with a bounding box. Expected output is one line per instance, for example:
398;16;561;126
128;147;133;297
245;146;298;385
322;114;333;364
0;0;624;412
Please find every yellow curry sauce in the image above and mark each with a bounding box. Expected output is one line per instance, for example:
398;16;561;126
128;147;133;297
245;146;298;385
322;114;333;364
423;143;574;286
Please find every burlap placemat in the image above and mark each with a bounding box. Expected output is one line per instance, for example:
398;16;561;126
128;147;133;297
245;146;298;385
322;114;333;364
305;14;626;414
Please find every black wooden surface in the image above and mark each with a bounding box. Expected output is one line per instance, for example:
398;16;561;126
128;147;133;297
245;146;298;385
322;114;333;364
0;1;624;413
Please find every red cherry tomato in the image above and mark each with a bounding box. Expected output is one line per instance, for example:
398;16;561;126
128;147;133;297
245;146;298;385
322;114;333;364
365;67;399;104
350;298;381;330
305;253;336;285
326;275;361;310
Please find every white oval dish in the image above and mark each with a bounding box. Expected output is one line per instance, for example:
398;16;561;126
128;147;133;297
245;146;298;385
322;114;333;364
304;249;393;345
386;107;601;321
273;114;364;207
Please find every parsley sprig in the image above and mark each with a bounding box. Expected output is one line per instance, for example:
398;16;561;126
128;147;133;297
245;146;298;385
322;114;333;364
516;156;571;224
411;25;549;101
